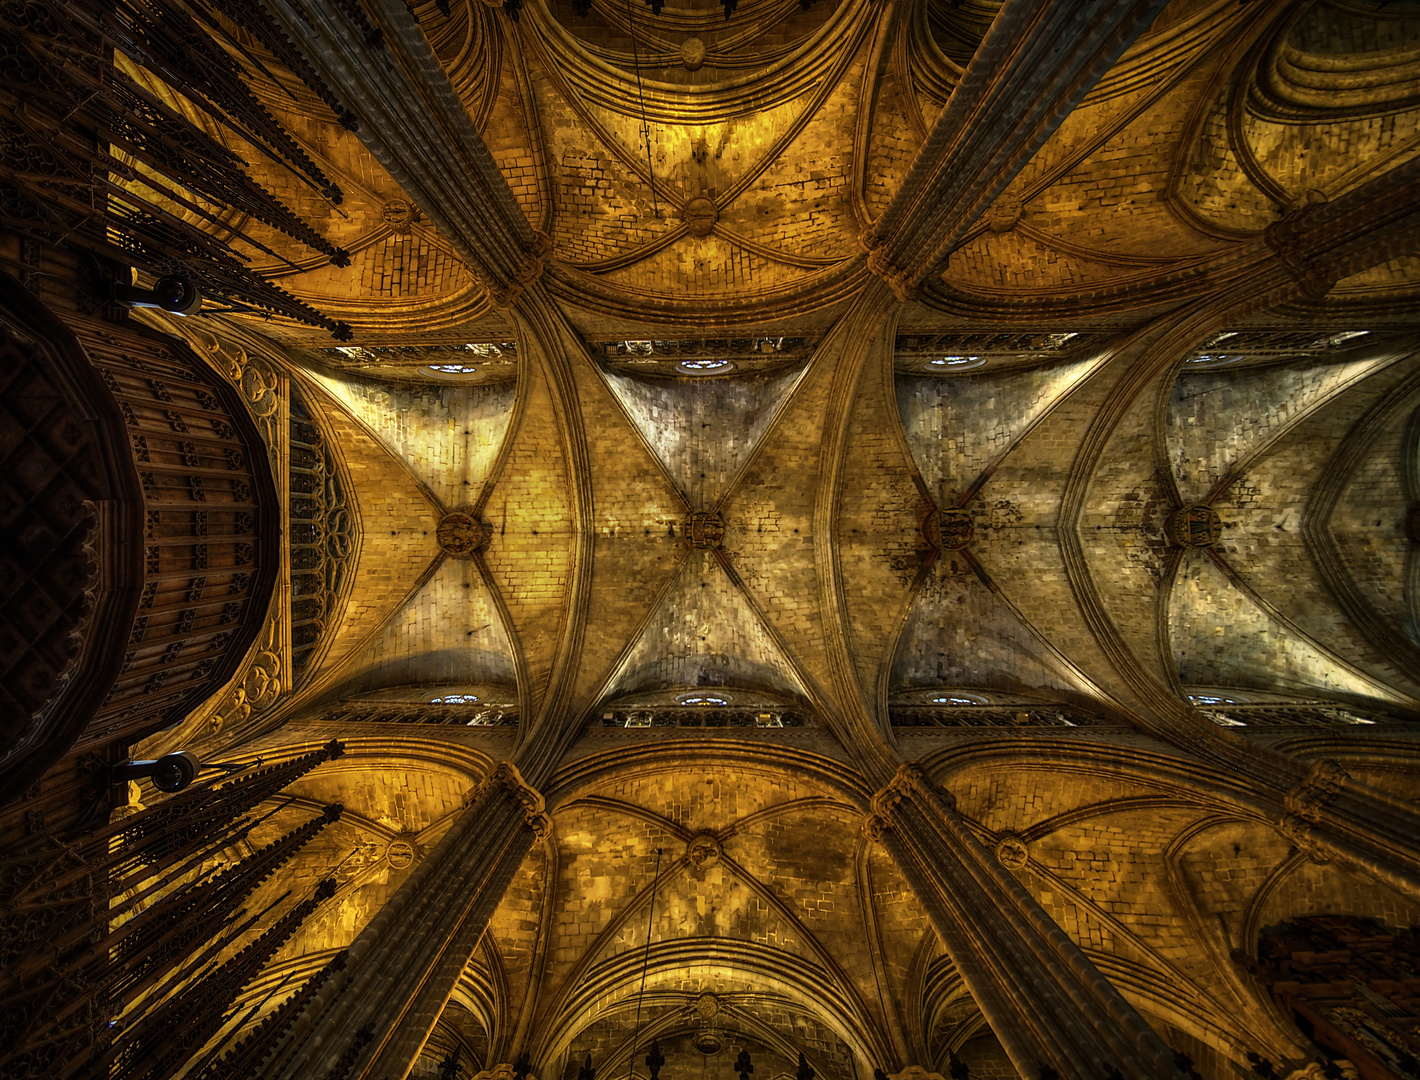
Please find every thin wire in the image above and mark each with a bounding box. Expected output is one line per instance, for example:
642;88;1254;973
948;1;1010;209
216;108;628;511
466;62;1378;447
623;0;659;218
627;845;664;1080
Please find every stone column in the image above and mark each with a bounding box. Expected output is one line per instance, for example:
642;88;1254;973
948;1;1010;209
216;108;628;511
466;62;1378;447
1241;756;1420;902
862;0;1170;300
865;764;1182;1080
257;0;549;306
270;763;550;1080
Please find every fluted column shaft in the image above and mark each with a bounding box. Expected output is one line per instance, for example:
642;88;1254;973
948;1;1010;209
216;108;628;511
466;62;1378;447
259;0;548;304
271;763;550;1080
862;0;1169;299
1264;152;1420;297
866;765;1181;1080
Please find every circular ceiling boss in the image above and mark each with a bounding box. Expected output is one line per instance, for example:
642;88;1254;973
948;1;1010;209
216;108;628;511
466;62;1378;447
684;195;718;238
681;36;707;71
437;511;491;557
1166;505;1222;548
924;507;974;550
685;511;724;549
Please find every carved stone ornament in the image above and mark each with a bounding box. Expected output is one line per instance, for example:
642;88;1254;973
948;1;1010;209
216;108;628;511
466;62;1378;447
861;811;889;843
1276;813;1332;864
681;36;707;71
380;198;418;235
693;1031;724;1055
437;511;491;556
1263;207;1337;300
1165;504;1222;548
684;195;718;238
685;510;725;549
478;1066;537;1080
865;245;919;303
695;991;721;1020
209;641;282;735
995;834;1029;870
924;507;974;551
687;832;722;869
889;1066;945;1080
488;231;553;308
187;329;281;458
984;197;1022;233
386;839;416;869
1284;759;1349;823
483;762;553;840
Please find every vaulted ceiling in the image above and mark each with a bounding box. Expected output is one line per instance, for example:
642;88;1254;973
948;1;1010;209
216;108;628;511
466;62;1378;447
129;0;1420;1076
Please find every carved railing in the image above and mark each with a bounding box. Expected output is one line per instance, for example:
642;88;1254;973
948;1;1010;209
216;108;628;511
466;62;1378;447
288;387;353;684
890;705;1102;728
598;707;807;729
593;337;813;374
893;330;1096;366
1197;704;1410;728
320;702;519;726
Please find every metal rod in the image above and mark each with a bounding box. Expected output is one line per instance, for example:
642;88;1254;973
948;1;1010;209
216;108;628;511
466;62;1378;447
626;846;664;1080
623;0;659;218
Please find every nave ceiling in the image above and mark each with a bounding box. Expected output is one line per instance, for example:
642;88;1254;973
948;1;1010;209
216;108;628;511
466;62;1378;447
91;0;1420;1076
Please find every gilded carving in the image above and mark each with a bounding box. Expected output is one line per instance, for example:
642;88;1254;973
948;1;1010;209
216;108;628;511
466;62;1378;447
682;37;707;71
380;198;419;235
208;640;283;736
924;508;974;551
684;196;718;238
685;511;725;550
385;839;416;869
984;197;1022;233
169;323;283;469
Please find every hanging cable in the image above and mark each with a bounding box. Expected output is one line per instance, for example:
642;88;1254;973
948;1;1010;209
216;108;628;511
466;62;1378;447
627;846;665;1080
623;0;660;218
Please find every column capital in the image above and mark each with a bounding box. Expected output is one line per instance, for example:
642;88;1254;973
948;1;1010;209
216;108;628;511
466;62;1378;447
1263;206;1337;299
1282;759;1349;823
863;763;952;841
481;762;553;840
1276;814;1333;865
490;231;554;308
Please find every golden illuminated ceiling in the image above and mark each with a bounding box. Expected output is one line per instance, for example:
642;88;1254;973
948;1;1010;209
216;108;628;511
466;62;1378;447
132;0;1420;1077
